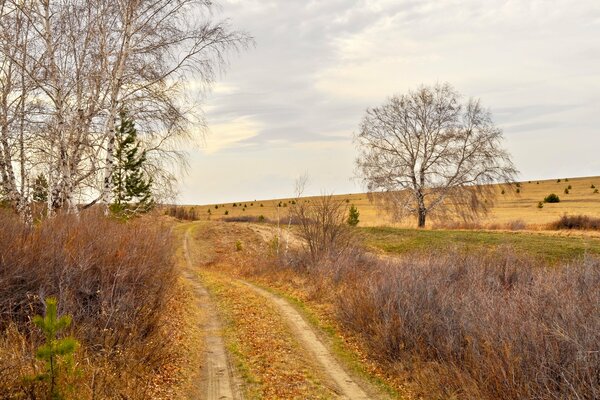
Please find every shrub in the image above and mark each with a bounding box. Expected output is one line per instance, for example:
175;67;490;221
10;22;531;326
235;240;243;251
290;194;356;266
594;189;599;194
591;184;596;189
537;201;544;209
336;251;600;400
543;193;560;203
224;210;229;215
516;182;521;188
223;215;272;223
501;189;505;195
0;210;176;397
347;204;360;227
564;188;570;194
550;215;600;230
568;185;572;190
557;179;561;183
165;205;197;220
516;188;521;194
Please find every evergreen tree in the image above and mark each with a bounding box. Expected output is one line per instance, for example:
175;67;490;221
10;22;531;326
111;111;154;215
30;297;79;400
347;204;360;227
33;174;49;203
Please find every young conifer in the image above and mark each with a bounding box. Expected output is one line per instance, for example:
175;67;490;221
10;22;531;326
347;204;360;226
31;297;78;400
111;111;154;215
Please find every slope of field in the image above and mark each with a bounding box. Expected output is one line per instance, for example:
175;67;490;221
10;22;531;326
363;226;600;263
189;176;600;227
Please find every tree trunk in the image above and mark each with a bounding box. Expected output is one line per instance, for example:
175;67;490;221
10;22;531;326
417;208;426;228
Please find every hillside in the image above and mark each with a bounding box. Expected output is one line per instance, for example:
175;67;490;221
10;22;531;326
189;176;600;228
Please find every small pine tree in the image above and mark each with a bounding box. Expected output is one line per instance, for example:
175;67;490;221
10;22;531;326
30;298;78;400
347;204;360;227
111;111;154;215
33;174;49;203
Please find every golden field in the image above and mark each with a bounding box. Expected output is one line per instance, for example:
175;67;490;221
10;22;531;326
188;176;600;228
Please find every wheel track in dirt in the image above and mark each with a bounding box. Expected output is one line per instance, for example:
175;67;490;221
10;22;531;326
239;280;373;400
183;229;243;400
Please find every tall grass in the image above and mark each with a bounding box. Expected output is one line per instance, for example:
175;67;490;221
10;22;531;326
335;251;600;399
0;209;177;398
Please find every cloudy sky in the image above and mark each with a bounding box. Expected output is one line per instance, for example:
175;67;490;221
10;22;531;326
179;0;600;205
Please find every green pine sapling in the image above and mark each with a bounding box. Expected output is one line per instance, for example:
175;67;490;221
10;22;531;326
347;204;360;227
31;297;79;400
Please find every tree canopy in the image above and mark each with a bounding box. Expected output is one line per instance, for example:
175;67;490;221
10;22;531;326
355;83;517;227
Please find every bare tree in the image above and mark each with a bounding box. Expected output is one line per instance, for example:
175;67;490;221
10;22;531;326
0;0;250;217
355;83;517;228
290;192;355;266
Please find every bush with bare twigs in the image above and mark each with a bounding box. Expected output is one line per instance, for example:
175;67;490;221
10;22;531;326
0;209;177;398
550;215;600;231
336;250;600;400
290;194;357;266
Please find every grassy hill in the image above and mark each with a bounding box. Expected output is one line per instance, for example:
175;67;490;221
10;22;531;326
189;176;600;228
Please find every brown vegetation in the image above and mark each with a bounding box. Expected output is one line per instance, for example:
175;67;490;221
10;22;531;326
212;202;600;400
549;214;600;231
336;251;600;399
0;210;180;398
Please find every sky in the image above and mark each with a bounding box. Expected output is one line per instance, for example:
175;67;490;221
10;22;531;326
179;0;600;205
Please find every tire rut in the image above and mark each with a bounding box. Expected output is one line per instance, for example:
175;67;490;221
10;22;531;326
183;229;243;400
239;281;374;400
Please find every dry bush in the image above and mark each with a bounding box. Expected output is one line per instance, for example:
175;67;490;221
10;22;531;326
223;215;271;223
336;250;600;400
550;215;600;231
433;219;528;231
164;205;198;221
0;209;177;398
290;194;357;266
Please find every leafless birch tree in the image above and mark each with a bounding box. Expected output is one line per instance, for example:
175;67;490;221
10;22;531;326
0;0;250;217
355;83;517;228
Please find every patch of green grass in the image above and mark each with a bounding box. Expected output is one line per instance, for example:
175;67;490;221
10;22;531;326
361;227;600;263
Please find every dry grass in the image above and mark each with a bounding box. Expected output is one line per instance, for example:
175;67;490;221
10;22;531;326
189;176;600;228
337;251;600;400
0;209;188;399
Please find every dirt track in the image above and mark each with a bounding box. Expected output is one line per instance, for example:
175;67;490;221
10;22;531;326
183;230;243;400
183;222;383;399
240;280;373;399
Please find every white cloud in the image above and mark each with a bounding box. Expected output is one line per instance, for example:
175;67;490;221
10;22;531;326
203;116;261;154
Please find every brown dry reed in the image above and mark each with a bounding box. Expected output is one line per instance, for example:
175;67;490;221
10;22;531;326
0;209;177;399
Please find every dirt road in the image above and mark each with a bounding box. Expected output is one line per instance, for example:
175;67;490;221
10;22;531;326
183;229;243;400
